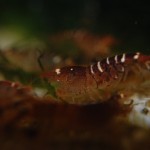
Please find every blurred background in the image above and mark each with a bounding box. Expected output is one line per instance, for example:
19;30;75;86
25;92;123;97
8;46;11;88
0;0;150;48
1;1;150;149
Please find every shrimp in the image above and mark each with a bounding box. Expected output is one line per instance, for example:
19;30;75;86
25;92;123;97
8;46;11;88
41;52;150;104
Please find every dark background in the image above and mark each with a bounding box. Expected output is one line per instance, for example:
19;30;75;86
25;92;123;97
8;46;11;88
0;0;150;53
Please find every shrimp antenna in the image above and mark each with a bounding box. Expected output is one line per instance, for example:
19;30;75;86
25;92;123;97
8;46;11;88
37;49;45;71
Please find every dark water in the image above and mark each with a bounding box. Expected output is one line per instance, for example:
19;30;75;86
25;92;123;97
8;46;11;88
0;0;150;53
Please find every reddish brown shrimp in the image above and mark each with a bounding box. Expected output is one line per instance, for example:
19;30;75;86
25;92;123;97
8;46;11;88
41;52;150;104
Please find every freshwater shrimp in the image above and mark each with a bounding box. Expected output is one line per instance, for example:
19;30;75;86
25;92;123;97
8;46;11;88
42;52;150;104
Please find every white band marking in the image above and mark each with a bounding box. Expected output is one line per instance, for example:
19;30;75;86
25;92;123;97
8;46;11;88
145;61;150;70
121;53;126;63
133;52;140;60
55;68;61;75
115;55;118;64
90;65;94;74
97;61;103;72
106;57;110;64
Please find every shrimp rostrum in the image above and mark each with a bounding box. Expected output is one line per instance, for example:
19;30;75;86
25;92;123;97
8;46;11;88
42;52;150;104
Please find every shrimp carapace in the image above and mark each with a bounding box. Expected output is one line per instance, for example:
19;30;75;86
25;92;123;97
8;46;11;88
41;52;150;104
